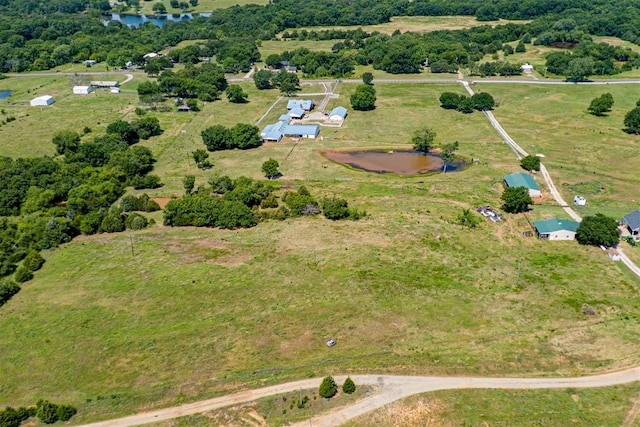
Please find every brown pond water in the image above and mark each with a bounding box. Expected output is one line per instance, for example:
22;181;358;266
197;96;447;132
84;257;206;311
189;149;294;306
323;150;466;175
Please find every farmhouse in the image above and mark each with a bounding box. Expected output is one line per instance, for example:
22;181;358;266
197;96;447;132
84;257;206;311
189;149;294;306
623;210;640;241
90;81;119;88
533;218;580;241
503;172;541;198
260;121;320;142
288;107;305;119
329;106;348;122
73;85;93;95
29;95;54;107
286;99;314;111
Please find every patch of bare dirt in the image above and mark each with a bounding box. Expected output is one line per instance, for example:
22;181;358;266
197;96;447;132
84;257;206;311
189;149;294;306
205;403;268;427
365;398;448;427
152;197;176;209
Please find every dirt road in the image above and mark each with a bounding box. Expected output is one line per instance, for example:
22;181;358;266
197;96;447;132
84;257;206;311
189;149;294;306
81;368;640;427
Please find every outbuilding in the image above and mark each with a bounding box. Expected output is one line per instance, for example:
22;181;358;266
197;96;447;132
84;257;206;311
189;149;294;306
30;95;54;107
73;85;93;95
521;63;534;73
90;81;119;88
574;195;586;206
329;106;348;122
533;218;580;241
623;210;640;241
288;107;305;119
503;172;542;198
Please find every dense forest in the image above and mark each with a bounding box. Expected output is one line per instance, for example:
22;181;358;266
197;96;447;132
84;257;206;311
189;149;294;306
3;0;640;74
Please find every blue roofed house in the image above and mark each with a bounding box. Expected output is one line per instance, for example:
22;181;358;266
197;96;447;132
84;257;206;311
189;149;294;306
286;99;314;111
329;106;348;122
533;218;580;241
503;172;542;198
260;122;285;142
288;107;305;119
623;210;640;241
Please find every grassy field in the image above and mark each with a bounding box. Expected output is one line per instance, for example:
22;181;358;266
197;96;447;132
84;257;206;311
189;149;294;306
280;16;530;37
346;384;640;426
474;82;640;219
134;0;268;15
259;40;338;59
3;76;640;423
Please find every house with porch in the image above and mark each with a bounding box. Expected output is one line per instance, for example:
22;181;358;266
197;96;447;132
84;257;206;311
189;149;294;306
623;210;640;241
533;218;580;241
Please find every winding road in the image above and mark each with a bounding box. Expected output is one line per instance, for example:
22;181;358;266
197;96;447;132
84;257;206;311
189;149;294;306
9;70;640;425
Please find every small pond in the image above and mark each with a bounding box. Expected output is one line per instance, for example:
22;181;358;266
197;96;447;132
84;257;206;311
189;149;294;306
323;150;467;175
103;13;211;28
0;91;12;100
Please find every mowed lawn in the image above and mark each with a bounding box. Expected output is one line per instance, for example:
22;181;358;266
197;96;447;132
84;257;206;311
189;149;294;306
3;79;640;423
474;82;640;219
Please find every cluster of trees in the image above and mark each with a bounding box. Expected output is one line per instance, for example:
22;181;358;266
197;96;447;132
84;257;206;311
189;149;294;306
350;84;376;111
474;61;522;77
201;124;261;152
253;70;301;94
318;375;356;399
0;400;76;426
151;63;227;102
264;48;354;78
439;92;495;113
576;213;620;247
588;93;614;116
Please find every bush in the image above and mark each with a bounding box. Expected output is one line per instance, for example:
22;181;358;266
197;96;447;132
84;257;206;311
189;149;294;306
520;155;540;171
0;407;21;427
0;280;21;306
14;266;34;283
318;375;338;399
125;213;148;230
342;377;356;394
79;211;105;235
283;188;319;217
23;250;45;271
56;405;77;422
100;214;125;233
260;193;279;209
36;400;59;424
322;197;350;220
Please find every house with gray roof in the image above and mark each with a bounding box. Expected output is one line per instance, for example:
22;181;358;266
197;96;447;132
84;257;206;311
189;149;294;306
533;218;580;241
288;107;305;119
286;99;314;111
623;210;640;241
503;172;541;198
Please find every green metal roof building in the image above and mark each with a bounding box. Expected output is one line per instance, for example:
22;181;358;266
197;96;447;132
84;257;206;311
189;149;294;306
503;172;542;198
533;218;580;240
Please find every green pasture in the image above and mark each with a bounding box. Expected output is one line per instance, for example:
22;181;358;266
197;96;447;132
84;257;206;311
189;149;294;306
3;75;640;423
346;384;640;426
474;82;640;218
258;40;338;59
134;0;268;15
280;16;530;37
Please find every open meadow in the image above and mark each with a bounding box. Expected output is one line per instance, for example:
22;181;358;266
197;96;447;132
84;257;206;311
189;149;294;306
135;0;269;15
346;384;640;426
3;72;640;423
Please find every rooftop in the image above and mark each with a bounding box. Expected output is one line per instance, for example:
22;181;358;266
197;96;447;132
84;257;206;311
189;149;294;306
624;210;640;231
504;172;540;191
533;218;580;234
286;99;314;110
329;106;348;119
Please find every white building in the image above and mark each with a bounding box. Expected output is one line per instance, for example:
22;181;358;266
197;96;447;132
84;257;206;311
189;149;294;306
533;218;580;241
30;95;54;107
329;106;348;122
521;63;534;73
73;85;93;95
573;195;586;206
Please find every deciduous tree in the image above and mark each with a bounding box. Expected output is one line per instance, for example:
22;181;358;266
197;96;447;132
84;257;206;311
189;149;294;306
261;158;280;179
501;186;533;213
588;93;614;116
576;213;620;247
412;126;436;153
520;155;540;171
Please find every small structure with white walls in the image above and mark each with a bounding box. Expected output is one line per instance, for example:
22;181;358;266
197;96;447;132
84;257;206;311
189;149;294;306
73;85;93;95
30;95;54;107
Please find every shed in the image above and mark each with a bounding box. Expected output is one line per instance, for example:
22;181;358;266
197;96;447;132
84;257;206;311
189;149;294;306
82;60;96;67
177;104;191;112
503;172;541;198
288;107;305;119
110;87;120;94
30;95;54;107
521;63;534;73
623;210;640;241
534;218;580;241
329;106;348;121
286;99;314;111
90;81;119;88
573;195;586;206
73;85;93;95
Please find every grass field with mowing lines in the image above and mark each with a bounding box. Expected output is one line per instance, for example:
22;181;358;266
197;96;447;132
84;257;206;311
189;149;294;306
346;384;640;426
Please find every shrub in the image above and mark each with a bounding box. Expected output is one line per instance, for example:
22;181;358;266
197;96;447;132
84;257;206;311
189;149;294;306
283;189;318;217
23;250;45;271
260;193;279;209
520;155;540;171
14;266;34;283
0;279;21;306
0;407;21;427
342;377;356;394
56;404;77;422
125;213;148;230
318;375;338;399
322;197;350;220
36;400;59;424
100;214;125;233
